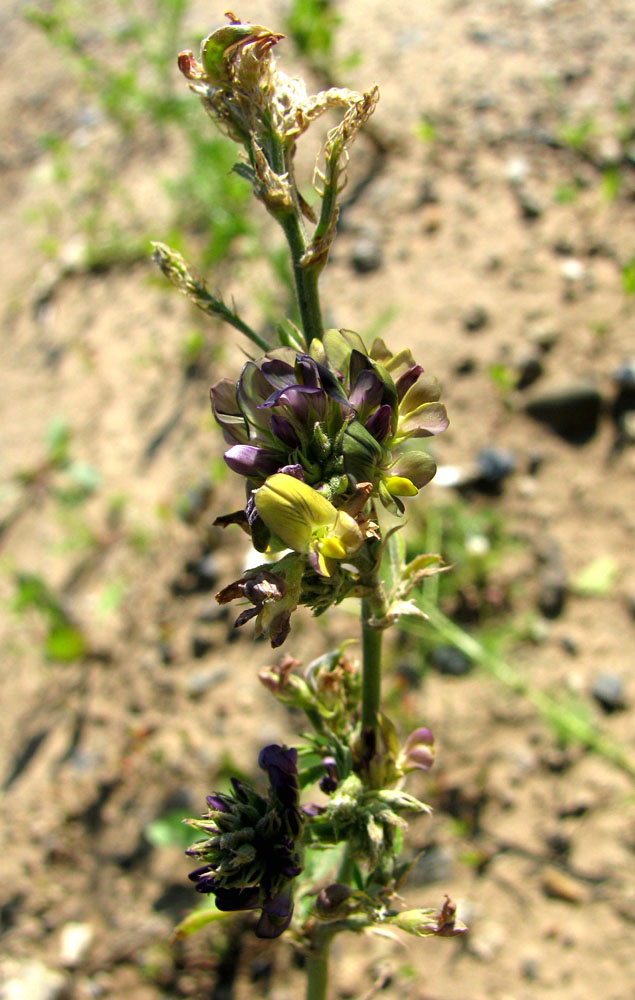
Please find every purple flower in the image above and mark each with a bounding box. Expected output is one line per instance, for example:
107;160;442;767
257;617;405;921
186;745;303;939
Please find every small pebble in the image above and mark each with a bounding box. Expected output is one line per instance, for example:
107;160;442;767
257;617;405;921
60;922;94;967
350;236;383;274
455;356;476;376
410;844;453;884
197;602;228;624
538;566;567;619
612;360;635;389
462;305;489;332
475;446;515;484
591;673;626;713
520;956;540;981
516;187;543;220
542;866;589;903
514;352;543;390
184;668;228;697
527;324;561;352
190;635;213;659
429;645;473;676
1;961;66;1000
468;920;504;961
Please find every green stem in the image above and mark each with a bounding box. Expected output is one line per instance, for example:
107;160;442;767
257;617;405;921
361;596;383;733
279;213;325;345
265;130;325;345
336;842;354;884
305;925;333;1000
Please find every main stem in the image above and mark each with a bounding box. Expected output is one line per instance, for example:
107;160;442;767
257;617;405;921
280;213;325;344
361;596;382;732
305;924;332;1000
266;129;325;345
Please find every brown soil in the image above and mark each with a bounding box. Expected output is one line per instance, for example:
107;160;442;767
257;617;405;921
1;2;634;999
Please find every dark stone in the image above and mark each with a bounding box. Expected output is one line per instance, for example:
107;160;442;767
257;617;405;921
612;360;635;389
538;567;567;619
153;883;194;921
475;447;515;484
416;177;439;206
350;237;383;274
191;635;213;659
455;356;476;376
249;958;273;986
177;480;213;524
462;305;489;332
515;187;543;220
527;451;545;476
520;957;540;982
591;673;626;713
560;636;578;656
171;552;220;596
525;382;602;444
545;830;571;857
185;668;228;697
410;844;453;884
514;353;543;390
158;640;173;665
429;645;473;676
394;661;422;690
197;602;229;624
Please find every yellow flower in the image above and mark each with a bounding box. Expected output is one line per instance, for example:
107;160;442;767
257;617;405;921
255;474;363;576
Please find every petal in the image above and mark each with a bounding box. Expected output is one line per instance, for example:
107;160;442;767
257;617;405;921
399;402;449;438
395;364;424;401
224;444;281;478
213;886;260;912
349;369;384;414
331;510;363;554
210;380;248;444
384;475;418;497
270;413;300;447
391;451;437;489
294;354;320;388
236;362;274;434
364;403;392;442
260;358;296;389
369;336;392;363
319;536;347;559
384;347;418;380
324;328;367;375
400;374;442;414
255;474;336;551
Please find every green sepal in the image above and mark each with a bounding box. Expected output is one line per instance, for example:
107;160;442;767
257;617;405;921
342;420;384;484
201;24;256;83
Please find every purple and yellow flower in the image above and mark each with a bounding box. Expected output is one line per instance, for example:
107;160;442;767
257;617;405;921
186;745;303;939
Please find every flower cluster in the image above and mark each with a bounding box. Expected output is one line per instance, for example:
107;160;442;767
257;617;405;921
212;331;448;644
213;329;448;525
186;746;303;938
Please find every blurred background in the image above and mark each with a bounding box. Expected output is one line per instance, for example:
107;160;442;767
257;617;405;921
1;1;634;998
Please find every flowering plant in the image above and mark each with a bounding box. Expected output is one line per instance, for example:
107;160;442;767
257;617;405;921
154;13;465;998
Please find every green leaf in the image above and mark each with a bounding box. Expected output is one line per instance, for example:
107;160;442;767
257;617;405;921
145;810;198;849
67;462;101;492
571;556;618;596
45;624;87;662
46;416;70;467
